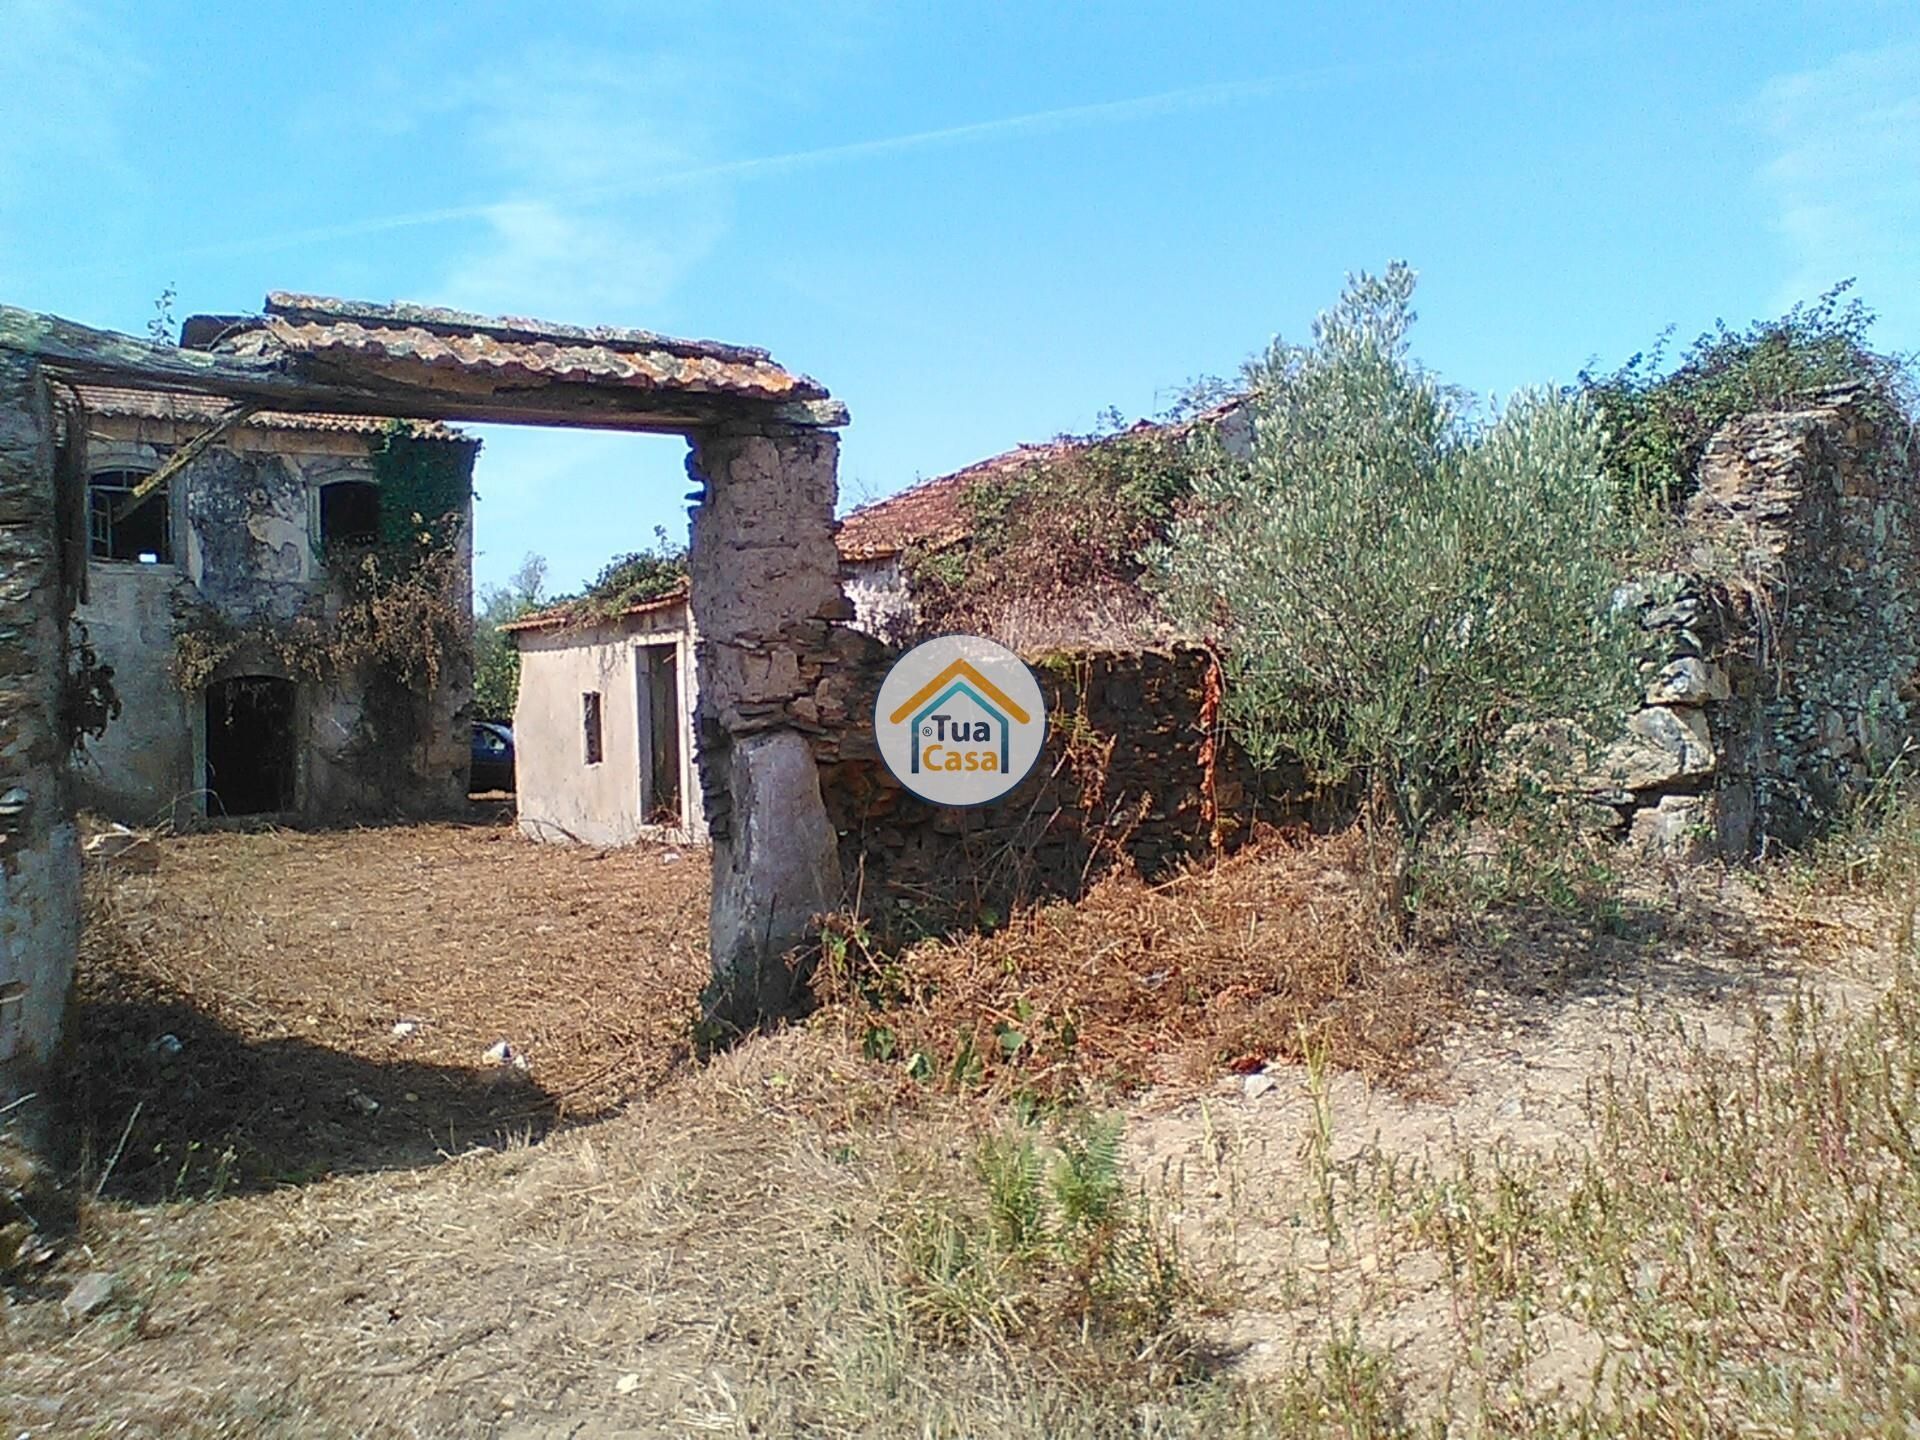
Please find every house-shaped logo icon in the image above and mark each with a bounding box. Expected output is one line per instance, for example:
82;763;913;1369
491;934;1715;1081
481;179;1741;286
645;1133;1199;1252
873;636;1046;805
887;658;1033;774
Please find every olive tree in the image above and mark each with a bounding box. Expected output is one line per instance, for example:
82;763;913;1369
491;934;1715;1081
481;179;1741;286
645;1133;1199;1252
1156;265;1639;917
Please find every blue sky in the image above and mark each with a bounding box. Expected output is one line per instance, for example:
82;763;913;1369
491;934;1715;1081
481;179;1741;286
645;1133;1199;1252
3;1;1915;599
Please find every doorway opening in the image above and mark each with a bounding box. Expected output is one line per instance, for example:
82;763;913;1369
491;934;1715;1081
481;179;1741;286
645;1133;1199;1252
638;642;683;828
205;675;297;816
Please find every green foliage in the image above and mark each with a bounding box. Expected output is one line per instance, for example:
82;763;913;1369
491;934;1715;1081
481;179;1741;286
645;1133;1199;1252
1048;1115;1125;1241
65;619;121;752
473;553;547;722
171;538;467;697
902;405;1209;642
171;436;475;805
550;526;688;629
145;283;177;345
1157;264;1641;915
367;421;474;549
1582;279;1915;508
901;1116;1191;1349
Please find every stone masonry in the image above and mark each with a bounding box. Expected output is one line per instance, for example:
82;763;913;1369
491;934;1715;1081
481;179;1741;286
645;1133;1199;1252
686;424;849;1028
0;355;80;1111
802;637;1295;933
1600;388;1920;858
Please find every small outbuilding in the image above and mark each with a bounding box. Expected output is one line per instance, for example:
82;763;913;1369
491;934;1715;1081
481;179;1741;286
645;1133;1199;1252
504;399;1253;850
504;588;702;846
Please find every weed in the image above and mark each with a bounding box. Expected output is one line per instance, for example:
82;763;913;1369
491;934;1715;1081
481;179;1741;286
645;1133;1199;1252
897;1115;1198;1369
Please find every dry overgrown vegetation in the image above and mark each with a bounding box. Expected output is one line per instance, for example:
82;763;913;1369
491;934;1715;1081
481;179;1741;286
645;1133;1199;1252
819;827;1449;1101
7;803;1920;1436
67;819;710;1199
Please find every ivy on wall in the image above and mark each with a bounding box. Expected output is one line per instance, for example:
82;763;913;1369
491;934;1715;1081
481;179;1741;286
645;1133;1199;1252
368;422;475;547
167;423;478;809
901;416;1207;643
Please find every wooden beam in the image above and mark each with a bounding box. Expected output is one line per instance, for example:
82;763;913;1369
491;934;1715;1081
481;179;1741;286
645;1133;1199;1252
0;304;304;400
111;402;259;521
0;303;848;433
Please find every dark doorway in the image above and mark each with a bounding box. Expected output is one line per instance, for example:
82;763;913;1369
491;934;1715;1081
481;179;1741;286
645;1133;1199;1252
205;676;297;816
642;645;682;826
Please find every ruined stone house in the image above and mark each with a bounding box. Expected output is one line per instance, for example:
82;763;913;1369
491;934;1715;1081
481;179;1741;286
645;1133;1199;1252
3;288;859;1092
505;402;1254;851
68;383;478;825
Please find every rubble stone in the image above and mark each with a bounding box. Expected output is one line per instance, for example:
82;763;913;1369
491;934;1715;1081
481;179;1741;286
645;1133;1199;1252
1600;706;1715;791
1645;657;1729;706
1628;794;1711;862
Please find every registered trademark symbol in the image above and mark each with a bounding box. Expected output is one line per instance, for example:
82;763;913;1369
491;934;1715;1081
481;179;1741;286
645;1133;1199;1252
877;636;1047;807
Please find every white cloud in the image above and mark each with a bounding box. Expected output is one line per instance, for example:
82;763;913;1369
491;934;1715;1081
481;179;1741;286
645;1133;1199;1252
0;0;142;233
426;45;734;323
441;196;726;321
1754;43;1920;334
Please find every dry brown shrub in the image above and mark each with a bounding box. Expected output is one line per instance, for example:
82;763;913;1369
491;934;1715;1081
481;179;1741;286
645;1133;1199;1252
816;825;1450;1101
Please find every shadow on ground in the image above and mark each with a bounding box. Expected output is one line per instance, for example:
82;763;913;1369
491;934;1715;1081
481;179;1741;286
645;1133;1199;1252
1432;866;1824;1044
62;980;554;1202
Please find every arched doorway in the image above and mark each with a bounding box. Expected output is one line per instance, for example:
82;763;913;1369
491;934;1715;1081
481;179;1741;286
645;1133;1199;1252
205;675;297;816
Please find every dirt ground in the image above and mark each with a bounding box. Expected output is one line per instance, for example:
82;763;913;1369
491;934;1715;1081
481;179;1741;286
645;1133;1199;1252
68;818;710;1199
5;822;1903;1436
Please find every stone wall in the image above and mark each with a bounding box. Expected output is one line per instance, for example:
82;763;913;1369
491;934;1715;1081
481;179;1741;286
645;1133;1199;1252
799;634;1289;929
840;553;914;643
686;423;848;1024
796;389;1920;910
0;355;79;1107
1602;388;1920;858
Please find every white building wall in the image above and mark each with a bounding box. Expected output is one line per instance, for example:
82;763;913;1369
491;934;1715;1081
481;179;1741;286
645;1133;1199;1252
513;601;703;847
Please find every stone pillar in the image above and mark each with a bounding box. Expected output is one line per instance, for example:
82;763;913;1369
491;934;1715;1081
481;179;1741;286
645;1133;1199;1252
686;422;848;1031
0;353;80;1113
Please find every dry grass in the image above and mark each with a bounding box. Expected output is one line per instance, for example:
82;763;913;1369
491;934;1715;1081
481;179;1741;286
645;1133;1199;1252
817;826;1451;1102
3;1036;1264;1438
69;818;709;1198
8;813;1920;1436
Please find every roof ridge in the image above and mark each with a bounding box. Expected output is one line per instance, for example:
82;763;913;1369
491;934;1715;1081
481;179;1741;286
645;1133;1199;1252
258;293;777;368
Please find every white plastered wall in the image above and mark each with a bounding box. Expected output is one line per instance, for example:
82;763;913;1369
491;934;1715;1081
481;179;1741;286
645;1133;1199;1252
512;600;704;847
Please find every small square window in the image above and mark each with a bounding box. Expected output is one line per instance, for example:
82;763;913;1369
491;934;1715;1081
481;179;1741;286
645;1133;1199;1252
582;691;604;766
319;481;381;547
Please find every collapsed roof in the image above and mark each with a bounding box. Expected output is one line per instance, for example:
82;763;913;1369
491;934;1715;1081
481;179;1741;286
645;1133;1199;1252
833;397;1248;562
72;383;470;443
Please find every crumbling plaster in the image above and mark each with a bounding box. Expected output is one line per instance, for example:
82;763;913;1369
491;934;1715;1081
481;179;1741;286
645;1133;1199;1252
0;354;78;1110
687;424;847;1028
74;416;474;823
513;602;703;848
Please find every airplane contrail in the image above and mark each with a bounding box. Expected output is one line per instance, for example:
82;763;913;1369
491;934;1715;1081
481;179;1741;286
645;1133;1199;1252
109;72;1306;269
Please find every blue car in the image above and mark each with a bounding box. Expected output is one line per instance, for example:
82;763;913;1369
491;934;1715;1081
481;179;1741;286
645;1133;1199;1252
471;721;515;793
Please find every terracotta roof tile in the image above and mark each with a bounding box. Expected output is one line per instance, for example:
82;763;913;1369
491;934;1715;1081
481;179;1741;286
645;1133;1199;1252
500;584;690;636
73;384;470;442
187;294;829;408
834;398;1247;561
